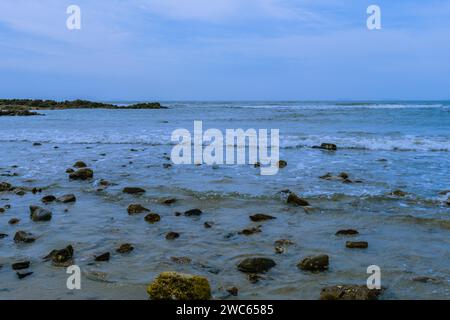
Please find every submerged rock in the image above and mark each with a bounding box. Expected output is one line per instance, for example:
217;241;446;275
278;160;288;169
237;258;276;273
274;239;294;247
0;182;13;192
320;285;382;300
249;214;276;222
116;243;134;254
144;213;161;224
147;272;212;300
287;193;310;206
390;190;407;197
298;255;329;272
171;256;192;264
95;252;110;262
41;195;56;203
226;287;239;296
17;271;34;279
69;168;94;180
127;204;150;215
9;218;20;225
57;194;76;203
166;232;180;240
314;143;337;151
44;245;74;267
346;241;368;249
29;206;52;222
239;226;262;236
14;231;36;243
12;261;30;270
66;168;75;174
163;198;177;205
122;187;146;195
336;229;359;236
184;209;203;217
0;233;8;239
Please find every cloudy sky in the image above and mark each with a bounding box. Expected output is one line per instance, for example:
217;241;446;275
0;0;449;100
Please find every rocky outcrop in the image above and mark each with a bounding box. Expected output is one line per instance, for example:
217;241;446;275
0;99;165;110
147;272;212;300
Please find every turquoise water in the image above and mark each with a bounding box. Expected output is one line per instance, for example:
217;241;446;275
0;101;449;299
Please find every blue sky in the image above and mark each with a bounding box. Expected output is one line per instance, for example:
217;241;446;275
0;0;449;101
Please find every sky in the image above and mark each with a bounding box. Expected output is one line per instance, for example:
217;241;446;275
0;0;449;101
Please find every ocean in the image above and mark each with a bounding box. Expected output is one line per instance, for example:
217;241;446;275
0;101;449;299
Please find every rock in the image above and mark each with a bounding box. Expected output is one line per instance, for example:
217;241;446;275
336;229;359;236
204;221;214;228
44;245;74;267
57;194;76;203
14;231;36;243
147;272;211;300
99;179;114;187
0;182;12;192
163;198;177;205
274;239;294;246
239;226;262;236
438;190;450;195
29;206;52;222
15;189;26;196
166;232;180;240
144;213;161;223
0;208;4;213
69;168;94;180
249;214;276;222
287;193;310;206
163;163;172;169
127;204;150;215
4;204;11;209
346;241;368;249
184;209;203;217
275;246;285;254
247;274;263;283
122;187;146;194
390;190;407;197
12;261;30;270
9;218;20;225
0;233;8;239
237;258;276;273
116;243;134;254
254;162;261;168
298;255;329;272
66;168;75;174
33;142;42;146
412;276;440;283
339;172;349;179
319;143;337;151
95;252;110;262
73;161;87;168
278;160;287;168
41;195;56;203
171;256;192;264
320;285;382;300
227;287;239;296
17;272;33;279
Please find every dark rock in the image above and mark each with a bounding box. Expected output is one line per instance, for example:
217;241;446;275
69;168;94;180
163;198;177;205
227;287;239;296
390;190;407;197
275;246;285;254
9;218;20;225
0;182;12;192
249;214;276;222
274;239;294;246
147;272;211;300
320;285;382;300
438;190;450;195
239;226;262;236
204;221;213;228
73;161;87;168
29;206;52;222
336;229;359;236
122;187;146;194
33;142;42;146
346;241;368;249
44;245;74;267
171;256;192;264
12;261;30;270
144;213;161;224
41;195;56;203
57;194;76;203
247;274;263;283
66;168;75;174
95;252;110;262
184;209;202;217
175;212;182;216
14;231;36;243
287;193;310;206
166;232;180;240
116;243;134;254
237;258;276;273
339;172;349;179
17;272;34;279
0;208;4;213
0;233;8;239
163;163;172;169
298;255;329;272
278;160;288;169
412;276;440;283
254;162;261;168
127;204;150;215
319;143;337;151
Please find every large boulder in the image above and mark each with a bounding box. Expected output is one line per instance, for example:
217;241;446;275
237;257;276;273
320;285;382;300
147;272;211;300
69;168;93;180
29;206;52;222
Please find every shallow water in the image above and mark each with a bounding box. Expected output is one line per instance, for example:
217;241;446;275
0;101;449;299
